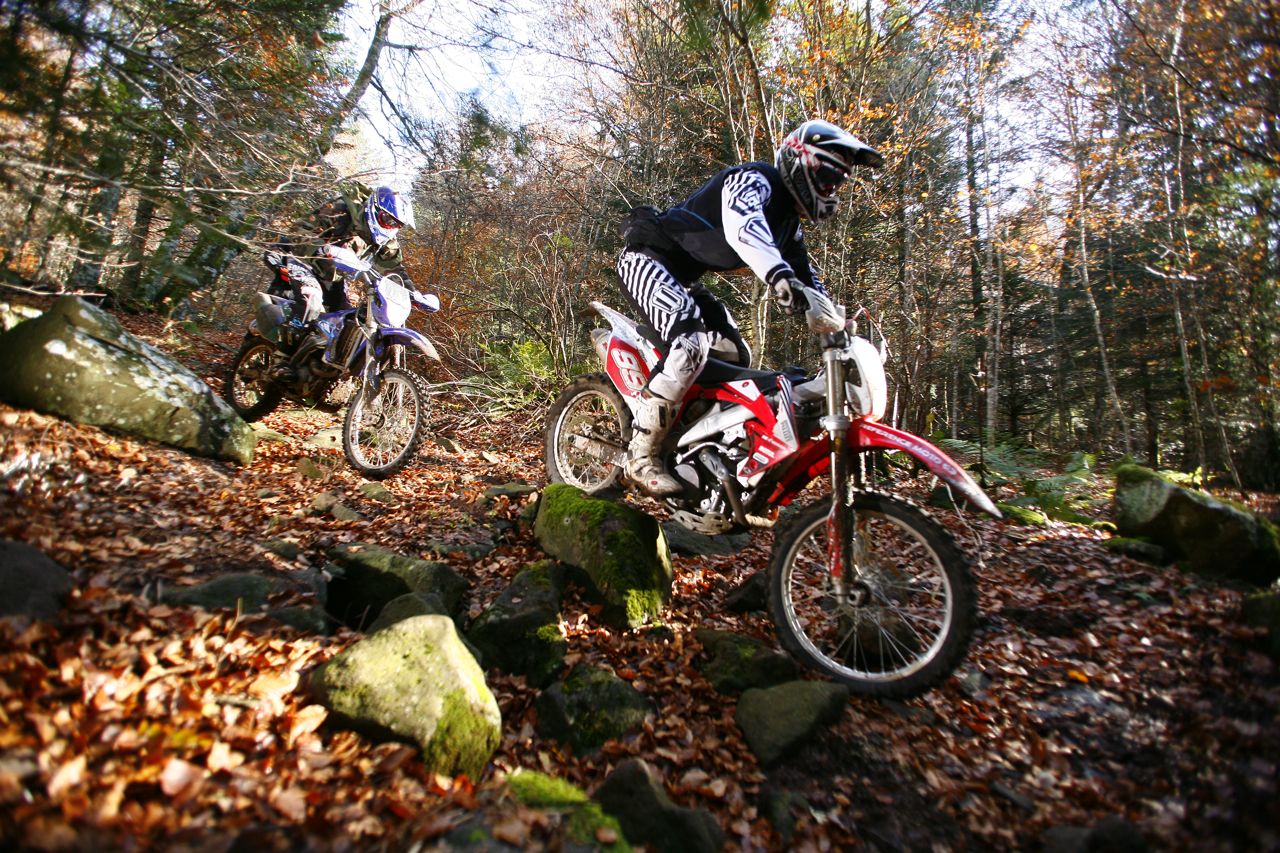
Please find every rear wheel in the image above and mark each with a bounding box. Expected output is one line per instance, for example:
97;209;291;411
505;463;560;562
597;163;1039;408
224;336;283;421
545;374;631;494
768;493;976;698
342;367;430;479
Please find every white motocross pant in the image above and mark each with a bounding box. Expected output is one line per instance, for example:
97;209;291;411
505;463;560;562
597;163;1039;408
616;249;750;403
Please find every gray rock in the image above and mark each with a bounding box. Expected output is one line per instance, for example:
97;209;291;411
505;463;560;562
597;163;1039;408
312;491;363;520
481;482;538;502
1113;464;1280;585
308;615;500;778
535;664;653;755
249;423;291;444
265;605;330;634
326;543;468;630
1242;589;1280;659
724;571;768;613
661;521;750;556
262;539;302;561
735;680;849;767
0;296;254;463
534;483;672;628
0;540;72;620
358;481;397;503
1103;537;1167;564
693;628;798;693
593;759;724;853
1040;815;1147;853
159;572;287;611
304;426;343;450
298;457;327;480
507;770;629;851
467;561;567;687
367;591;450;633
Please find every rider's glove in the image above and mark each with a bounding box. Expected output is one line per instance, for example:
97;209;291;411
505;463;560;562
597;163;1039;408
772;278;809;315
803;287;846;334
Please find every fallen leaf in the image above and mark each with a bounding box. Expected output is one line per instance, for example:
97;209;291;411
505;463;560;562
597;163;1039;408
270;785;308;822
46;755;86;800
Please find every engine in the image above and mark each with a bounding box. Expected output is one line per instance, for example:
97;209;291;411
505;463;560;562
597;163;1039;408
666;426;750;535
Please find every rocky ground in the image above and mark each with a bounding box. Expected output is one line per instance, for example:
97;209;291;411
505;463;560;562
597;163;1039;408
0;302;1277;851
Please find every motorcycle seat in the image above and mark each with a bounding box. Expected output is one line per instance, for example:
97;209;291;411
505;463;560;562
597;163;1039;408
697;357;781;390
635;322;803;393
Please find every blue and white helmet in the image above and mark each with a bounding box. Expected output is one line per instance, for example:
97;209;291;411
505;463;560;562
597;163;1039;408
364;186;413;248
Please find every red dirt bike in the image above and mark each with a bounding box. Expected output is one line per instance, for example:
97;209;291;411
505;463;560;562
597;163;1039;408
545;301;1001;698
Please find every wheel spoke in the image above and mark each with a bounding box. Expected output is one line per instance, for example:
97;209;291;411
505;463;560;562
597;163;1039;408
770;495;974;697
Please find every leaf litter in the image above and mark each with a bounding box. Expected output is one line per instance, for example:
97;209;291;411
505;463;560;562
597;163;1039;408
0;309;1276;850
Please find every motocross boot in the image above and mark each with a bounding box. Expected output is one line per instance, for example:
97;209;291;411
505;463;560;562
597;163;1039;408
626;390;681;497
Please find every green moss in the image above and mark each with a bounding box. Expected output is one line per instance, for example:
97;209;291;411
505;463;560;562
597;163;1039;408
508;770;589;808
533;623;563;643
565;802;631;852
996;502;1048;526
422;689;501;780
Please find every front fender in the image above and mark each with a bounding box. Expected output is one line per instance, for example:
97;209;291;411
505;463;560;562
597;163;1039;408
852;421;1001;517
381;327;440;361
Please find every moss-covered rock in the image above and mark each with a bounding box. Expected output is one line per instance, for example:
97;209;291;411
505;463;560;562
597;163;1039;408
535;664;653;755
693;628;798;693
1104;537;1168;565
0;296;255;463
160;572;287;611
1113;464;1280;585
593;759;723;853
367;591;450;633
996;502;1049;527
467;560;567;687
308;615;500;778
735;680;850;767
534;483;672;628
262;605;330;634
509;770;631;852
326;542;468;629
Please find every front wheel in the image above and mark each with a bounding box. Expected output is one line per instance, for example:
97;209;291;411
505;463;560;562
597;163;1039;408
768;493;976;698
342;367;430;480
224;336;283;422
545;374;632;494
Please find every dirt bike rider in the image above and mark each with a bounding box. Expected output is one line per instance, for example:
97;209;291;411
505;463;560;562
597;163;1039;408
265;183;413;379
617;119;883;496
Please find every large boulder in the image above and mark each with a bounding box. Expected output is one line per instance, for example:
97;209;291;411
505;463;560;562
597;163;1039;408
534;484;672;628
0;296;255;464
467;560;567;687
1113;465;1280;585
326;542;468;630
308;615;500;778
0;540;72;620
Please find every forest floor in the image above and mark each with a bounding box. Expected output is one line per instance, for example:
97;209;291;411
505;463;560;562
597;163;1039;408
1;302;1278;852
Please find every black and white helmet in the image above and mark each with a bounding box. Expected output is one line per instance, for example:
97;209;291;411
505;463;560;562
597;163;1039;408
776;120;883;221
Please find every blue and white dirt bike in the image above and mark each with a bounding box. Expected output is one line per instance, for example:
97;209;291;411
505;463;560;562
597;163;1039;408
224;246;442;479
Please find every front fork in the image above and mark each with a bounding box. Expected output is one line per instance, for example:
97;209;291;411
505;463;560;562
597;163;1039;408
821;343;860;605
